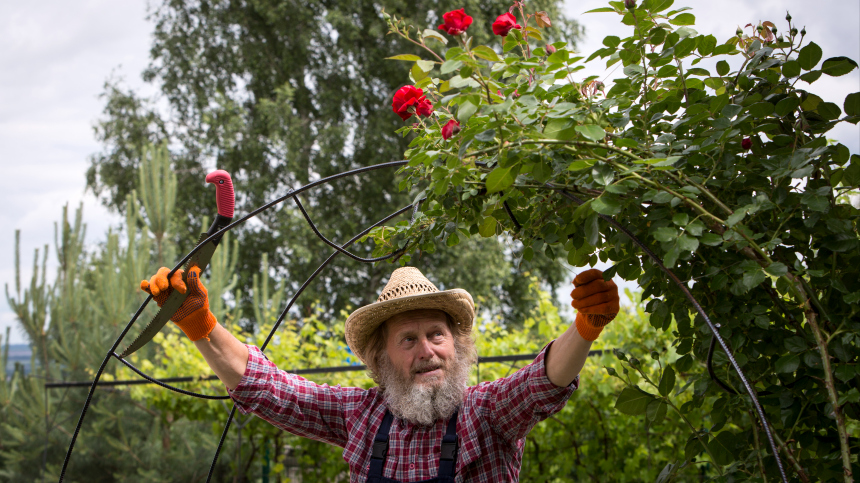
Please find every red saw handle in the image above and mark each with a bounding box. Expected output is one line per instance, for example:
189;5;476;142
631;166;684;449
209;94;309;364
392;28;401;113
205;169;235;218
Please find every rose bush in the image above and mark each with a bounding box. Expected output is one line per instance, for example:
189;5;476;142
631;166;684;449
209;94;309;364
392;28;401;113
377;1;859;481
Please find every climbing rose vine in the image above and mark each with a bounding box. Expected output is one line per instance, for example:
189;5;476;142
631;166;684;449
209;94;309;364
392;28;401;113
375;1;860;481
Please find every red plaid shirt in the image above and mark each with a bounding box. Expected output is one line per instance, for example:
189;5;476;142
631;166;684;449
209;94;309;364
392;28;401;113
228;342;577;482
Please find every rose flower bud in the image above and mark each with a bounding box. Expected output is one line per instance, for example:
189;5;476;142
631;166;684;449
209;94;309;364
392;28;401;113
441;119;461;140
625;0;636;10
392;85;431;121
438;8;473;35
545;44;557;54
742;137;752;150
415;98;434;117
492;12;522;37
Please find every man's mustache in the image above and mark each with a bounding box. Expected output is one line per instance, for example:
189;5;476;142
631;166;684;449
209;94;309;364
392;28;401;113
411;358;445;376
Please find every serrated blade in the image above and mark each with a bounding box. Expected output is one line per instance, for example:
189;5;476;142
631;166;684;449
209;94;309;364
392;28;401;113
119;236;219;358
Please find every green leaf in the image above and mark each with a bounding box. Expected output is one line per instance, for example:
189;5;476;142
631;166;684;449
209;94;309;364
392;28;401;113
742;269;767;290
658;366;676;397
485;165;516;193
818;102;841;120
568;159;597;171
592;195;622;215
699;233;722;246
646;399;668;424
614;387;654;416
634;156;681;168
603;35;621;48
775;96;801;117
474;129;496;142
576;124;605;142
415;60;435;72
678;234;699;252
652;227;678;242
697;35;716;56
685;435;707;462
845;92;860;117
775;354;800;373
478;216;496;237
784;336;808;353
726;210;745;227
446;231;460;247
472;45;502;62
591;163;615;185
422;29;447;45
799;70;822;83
782;60;801;78
764;262;788;276
708;431;738;465
716;60;730;76
838;388;860;405
669;13;695;26
748;102;775;118
441;60;463;75
387;54;422;61
797;42;822;71
543;118;577;140
822;56;858;77
457;101;478;122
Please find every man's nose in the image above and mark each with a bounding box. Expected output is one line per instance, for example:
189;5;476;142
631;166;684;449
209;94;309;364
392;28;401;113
415;337;435;359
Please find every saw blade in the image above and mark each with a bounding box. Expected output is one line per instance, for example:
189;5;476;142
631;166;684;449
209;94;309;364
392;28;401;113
119;235;219;358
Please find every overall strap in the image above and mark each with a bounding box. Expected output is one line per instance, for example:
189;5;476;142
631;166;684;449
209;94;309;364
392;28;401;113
368;410;394;479
437;409;459;478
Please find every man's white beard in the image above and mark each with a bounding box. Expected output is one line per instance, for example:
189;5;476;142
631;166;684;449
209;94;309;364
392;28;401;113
378;345;472;426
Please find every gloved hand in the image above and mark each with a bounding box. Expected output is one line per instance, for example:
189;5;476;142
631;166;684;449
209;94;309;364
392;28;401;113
140;266;217;341
570;269;620;341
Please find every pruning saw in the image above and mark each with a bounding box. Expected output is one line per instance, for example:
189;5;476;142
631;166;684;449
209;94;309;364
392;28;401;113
119;170;235;358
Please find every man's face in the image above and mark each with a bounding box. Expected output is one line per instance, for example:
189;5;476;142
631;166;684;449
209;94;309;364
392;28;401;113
384;309;456;389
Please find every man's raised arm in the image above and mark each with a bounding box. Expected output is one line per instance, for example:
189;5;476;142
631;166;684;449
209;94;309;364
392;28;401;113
545;269;619;387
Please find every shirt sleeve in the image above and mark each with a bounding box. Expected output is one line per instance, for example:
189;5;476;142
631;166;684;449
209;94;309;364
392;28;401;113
226;345;367;448
469;340;578;445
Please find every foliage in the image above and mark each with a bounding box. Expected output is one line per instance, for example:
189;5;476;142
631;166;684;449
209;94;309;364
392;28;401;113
85;0;584;328
370;1;860;481
0;147;236;482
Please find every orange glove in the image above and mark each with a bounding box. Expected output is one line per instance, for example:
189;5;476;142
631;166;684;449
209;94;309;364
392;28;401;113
570;269;620;341
140;266;217;341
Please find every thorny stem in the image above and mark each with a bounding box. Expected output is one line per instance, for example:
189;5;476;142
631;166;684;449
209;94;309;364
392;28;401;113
748;410;769;483
790;273;853;483
769;422;811;483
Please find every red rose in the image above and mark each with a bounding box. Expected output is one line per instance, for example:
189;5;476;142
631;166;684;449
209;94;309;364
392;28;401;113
392;86;433;121
441;120;461;140
492;13;522;37
438;9;473;35
416;98;434;117
545;44;557;54
742;137;752;150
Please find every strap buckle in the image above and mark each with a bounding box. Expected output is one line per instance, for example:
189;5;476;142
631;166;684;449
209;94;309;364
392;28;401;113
440;442;457;461
372;441;388;459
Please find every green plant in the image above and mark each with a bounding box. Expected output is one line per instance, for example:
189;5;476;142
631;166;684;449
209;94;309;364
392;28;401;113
371;1;859;480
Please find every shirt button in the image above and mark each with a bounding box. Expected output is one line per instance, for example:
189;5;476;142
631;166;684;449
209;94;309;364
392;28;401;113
410;464;415;469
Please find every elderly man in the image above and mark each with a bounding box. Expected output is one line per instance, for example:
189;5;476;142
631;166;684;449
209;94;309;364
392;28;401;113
141;265;619;482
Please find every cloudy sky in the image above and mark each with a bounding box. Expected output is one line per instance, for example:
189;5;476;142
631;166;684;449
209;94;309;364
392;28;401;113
1;1;858;344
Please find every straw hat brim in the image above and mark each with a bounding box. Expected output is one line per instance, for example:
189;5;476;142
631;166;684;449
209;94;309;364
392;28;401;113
345;289;474;366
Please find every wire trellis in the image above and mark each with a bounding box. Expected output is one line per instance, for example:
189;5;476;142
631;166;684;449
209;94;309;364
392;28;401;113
55;160;788;483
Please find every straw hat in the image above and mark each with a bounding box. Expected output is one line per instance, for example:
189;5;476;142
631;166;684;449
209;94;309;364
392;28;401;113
345;267;474;365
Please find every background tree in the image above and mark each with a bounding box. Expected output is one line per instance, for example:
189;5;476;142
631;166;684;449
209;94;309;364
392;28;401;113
86;0;584;327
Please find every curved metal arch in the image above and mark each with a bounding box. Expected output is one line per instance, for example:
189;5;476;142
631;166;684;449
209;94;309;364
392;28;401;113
58;159;788;483
59;160;408;482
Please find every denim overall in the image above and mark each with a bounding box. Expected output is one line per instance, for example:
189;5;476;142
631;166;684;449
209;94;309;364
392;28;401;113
364;410;459;483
